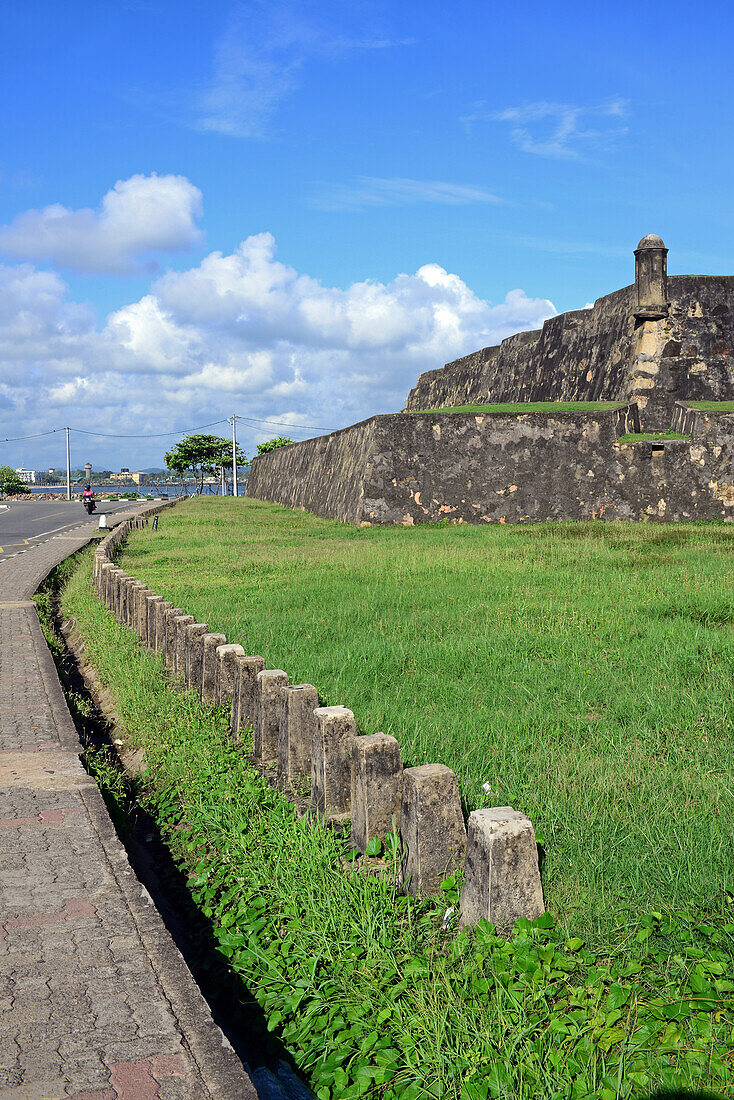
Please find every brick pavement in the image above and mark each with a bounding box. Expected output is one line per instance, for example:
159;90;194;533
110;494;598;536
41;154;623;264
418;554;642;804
0;519;256;1099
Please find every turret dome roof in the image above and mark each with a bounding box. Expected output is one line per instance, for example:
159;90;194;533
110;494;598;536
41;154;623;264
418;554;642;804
636;233;666;250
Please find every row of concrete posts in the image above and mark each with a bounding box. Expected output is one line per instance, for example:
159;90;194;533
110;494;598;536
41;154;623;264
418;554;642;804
92;506;544;936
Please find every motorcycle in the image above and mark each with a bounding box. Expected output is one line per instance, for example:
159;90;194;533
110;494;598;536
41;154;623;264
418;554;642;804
82;496;96;515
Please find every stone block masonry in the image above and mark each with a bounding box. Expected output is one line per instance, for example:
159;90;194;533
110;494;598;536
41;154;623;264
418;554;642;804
278;683;319;788
351;733;402;853
312;706;357;821
254;669;289;763
459;807;544;936
230;654;265;741
399;765;467;897
94;507;547;928
215;642;246;707
200;633;226;704
246;403;734;525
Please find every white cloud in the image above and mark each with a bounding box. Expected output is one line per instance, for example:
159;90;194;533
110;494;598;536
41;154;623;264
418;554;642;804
197;3;406;139
464;98;629;159
311;177;504;212
0;233;555;467
0;174;203;274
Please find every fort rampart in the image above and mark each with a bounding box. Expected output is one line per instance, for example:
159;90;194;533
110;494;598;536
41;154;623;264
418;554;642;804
246;403;734;525
406;276;734;430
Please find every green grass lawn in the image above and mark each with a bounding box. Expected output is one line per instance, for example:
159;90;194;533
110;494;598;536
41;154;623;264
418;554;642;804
408;401;626;416
617;432;689;443
120;499;734;938
54;548;734;1099
686;401;734;413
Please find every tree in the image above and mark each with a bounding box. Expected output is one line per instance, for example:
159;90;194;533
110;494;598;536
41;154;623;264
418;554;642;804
164;435;247;495
0;466;31;495
256;436;293;456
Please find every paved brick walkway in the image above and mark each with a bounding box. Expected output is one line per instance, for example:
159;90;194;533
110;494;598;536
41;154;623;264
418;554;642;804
0;520;255;1099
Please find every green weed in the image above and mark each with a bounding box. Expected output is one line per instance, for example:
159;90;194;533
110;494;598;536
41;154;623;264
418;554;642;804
58;547;734;1099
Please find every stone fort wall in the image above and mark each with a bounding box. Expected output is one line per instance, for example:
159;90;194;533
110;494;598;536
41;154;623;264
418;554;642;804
405;276;734;430
245;403;734;526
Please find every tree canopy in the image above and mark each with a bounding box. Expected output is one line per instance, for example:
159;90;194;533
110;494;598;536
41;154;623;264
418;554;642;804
164;435;247;494
0;465;31;495
256;436;294;455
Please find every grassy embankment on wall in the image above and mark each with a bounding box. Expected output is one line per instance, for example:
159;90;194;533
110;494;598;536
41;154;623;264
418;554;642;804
119;498;734;934
58;532;734;1100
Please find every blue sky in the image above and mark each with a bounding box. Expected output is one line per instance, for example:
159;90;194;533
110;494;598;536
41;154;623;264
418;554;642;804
1;0;733;470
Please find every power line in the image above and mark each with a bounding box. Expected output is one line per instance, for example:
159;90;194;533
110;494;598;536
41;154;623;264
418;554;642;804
235;415;335;431
0;428;64;443
69;419;230;439
2;414;335;447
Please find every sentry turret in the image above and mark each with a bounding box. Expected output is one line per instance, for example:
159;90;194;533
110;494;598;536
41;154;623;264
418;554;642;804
634;233;669;321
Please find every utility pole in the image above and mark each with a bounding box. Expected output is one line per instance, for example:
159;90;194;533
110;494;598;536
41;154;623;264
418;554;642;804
65;427;71;501
231;414;238;498
220;464;226;495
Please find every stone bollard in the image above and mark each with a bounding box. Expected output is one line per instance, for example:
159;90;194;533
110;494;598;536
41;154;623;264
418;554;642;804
114;572;126;622
154;600;173;658
101;563;114;608
399;764;466;898
311;706;356;821
351;733;402;854
184;623;209;690
229;655;265;741
127;581;144;629
278;684;319;789
134;586;152;639
215;643;246;707
145;594;163;650
163;608;184;673
200;633;227;704
254;670;289;764
174;615;195;676
111;570;123;619
120;575;134;626
459;808;544;936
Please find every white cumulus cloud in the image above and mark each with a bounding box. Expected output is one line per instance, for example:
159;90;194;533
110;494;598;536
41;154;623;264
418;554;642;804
0;233;556;467
0;174;203;274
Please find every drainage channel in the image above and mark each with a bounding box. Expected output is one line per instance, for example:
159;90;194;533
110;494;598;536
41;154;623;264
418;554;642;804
36;561;314;1100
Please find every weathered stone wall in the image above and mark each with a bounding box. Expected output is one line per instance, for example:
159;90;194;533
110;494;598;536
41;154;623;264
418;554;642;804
245;404;734;525
405;277;734;430
245;418;377;524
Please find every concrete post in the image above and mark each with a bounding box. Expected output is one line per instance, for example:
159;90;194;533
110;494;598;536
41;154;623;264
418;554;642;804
184;622;209;690
145;594;163;650
121;576;135;626
278;684;319;789
110;570;123;618
127;581;144;629
155;601;173;658
311;706;356;821
229;655;265;741
459;807;544;936
200;633;227;704
115;573;127;623
351;733;402;853
174;614;195;676
100;563;114;608
254;670;289;764
215;643;246;707
163;608;184;673
399;764;466;898
134;586;151;639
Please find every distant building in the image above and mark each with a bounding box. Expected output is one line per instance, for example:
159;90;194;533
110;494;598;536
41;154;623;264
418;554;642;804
84;462;92;481
110;469;147;485
15;466;36;484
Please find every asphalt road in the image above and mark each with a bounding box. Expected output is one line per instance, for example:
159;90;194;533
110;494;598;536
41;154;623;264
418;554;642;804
0;498;140;561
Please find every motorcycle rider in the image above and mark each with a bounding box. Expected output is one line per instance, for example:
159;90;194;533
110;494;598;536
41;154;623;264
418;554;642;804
82;483;95;512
